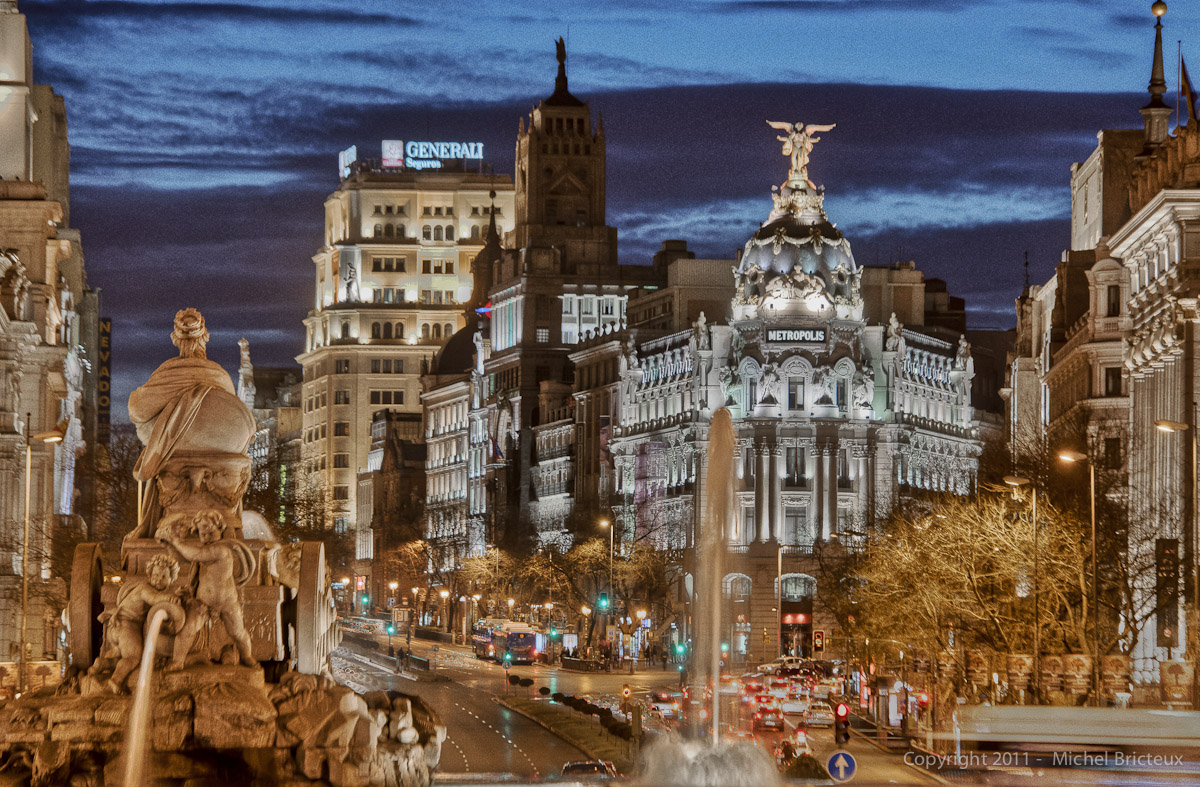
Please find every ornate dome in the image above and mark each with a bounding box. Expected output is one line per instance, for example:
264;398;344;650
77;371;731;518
433;324;479;376
737;186;856;289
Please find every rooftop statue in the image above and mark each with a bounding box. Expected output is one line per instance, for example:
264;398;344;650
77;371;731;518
766;120;836;191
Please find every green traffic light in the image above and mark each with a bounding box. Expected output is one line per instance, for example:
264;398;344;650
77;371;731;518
720;642;730;653
361;595;369;604
387;625;395;635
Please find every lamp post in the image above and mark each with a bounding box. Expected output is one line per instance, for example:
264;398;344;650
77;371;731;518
388;581;398;609
1059;449;1100;707
600;519;614;593
20;414;66;694
1005;475;1039;702
439;589;450;632
1156;418;1199;708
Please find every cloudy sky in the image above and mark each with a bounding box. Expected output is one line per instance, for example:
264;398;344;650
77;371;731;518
18;0;1198;416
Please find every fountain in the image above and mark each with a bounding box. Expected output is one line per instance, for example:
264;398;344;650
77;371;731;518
0;310;446;786
638;408;783;786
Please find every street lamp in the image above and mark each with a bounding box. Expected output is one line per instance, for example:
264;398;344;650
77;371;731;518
1005;474;1039;702
507;598;515;619
20;414;67;693
1059;448;1100;706
439;589;450;632
1155;418;1199;708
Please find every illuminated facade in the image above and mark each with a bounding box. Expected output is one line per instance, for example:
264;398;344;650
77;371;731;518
296;162;513;554
0;1;99;661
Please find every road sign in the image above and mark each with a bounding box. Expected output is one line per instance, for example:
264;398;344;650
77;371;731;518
826;751;856;783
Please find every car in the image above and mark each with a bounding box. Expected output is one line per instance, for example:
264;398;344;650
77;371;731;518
740;681;764;703
768;678;790;699
791;727;813;754
647;691;682;719
753;705;785;730
718;674;741;695
758;655;805;674
561;760;618;777
804;701;835;727
780;691;809;715
753;693;777;708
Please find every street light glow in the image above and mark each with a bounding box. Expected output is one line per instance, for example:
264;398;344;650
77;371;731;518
1058;449;1087;463
581;605;591;615
439;589;450;599
1156;419;1189;433
1003;475;1030;487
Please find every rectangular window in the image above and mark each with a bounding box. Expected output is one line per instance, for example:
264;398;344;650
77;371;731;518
333;486;349;501
333;453;349;468
397;258;407;273
784;507;808;544
743;507;755;543
562;297;574;315
785;447;805;487
420;290;432;304
1104;367;1122;397
334;421;350;436
445;290;455;304
333;517;348;533
422;260;432;274
393;359;403;374
837;380;848;409
433;291;443;305
372;289;382;303
1107;285;1121;317
445;261;455;275
1104;437;1121;469
383;288;395;303
743;448;755;479
319;424;327;438
536;327;550;343
433;260;443;274
335;359;350;374
372;257;382;272
334;390;349;405
581;298;594;316
787;378;805;411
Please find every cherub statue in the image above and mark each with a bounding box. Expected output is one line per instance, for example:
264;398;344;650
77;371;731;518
157;509;258;669
98;554;183;693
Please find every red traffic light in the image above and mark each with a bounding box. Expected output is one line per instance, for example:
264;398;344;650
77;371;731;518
623;684;631;699
835;702;850;719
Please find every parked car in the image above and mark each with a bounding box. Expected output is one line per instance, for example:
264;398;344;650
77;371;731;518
804;701;835;727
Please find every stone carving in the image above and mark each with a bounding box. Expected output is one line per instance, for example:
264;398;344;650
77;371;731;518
342;259;360;302
766;120;836;190
95;554;184;693
886;312;904;352
157;510;258;669
695;311;710;350
813;366;836;404
954;334;971;370
759;364;781;404
127;308;255;539
472;328;486;376
717;366;740;405
762;269;828;304
853;367;875;408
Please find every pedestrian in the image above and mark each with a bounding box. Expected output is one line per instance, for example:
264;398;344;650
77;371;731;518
388;644;395;659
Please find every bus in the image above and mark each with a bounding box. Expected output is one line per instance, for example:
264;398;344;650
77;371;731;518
472;619;538;663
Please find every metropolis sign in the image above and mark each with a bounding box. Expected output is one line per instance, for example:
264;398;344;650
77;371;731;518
767;327;826;343
382;139;485;170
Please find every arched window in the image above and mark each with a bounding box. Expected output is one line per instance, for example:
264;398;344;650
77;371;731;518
444;322;454;337
432;324;442;339
421;323;430;339
471;225;481;240
433;226;443;241
370;322;381;339
422;225;432;241
775;573;816;602
395;323;405;339
445;225;455;241
384;224;394;238
373;224;382;238
396;224;405;239
383;323;393;339
722;573;752;602
340;322;350;339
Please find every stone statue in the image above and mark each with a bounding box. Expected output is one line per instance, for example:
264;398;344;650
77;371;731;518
759;364;781;404
472;328;486;376
158;509;258;669
955;334;971;369
813;366;837;404
343;259;360;302
717;365;739;405
127;308;255;539
96;554;183;693
766;120;836;190
695;311;710;350
853;367;875;408
886;312;903;352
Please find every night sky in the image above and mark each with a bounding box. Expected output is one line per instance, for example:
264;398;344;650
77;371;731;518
18;0;1197;419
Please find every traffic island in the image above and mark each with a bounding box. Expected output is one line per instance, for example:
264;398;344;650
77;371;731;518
496;696;634;774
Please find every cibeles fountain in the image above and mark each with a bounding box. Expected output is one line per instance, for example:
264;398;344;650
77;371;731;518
0;310;445;786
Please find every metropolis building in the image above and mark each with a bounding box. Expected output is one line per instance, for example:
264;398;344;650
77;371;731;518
295;152;514;564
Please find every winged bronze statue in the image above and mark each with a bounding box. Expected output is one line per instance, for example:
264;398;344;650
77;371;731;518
767;120;836;189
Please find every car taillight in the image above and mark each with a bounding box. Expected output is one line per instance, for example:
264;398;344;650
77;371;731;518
755;712;761;718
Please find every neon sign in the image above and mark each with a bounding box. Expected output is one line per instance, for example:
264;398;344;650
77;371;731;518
382;139;485;170
767;328;826;343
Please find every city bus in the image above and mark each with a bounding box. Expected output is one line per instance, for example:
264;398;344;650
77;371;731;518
472;618;506;659
472;619;538;663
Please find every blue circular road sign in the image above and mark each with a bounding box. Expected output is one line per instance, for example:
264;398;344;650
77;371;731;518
826;751;857;783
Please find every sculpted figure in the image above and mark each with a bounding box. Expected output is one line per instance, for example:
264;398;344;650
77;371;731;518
759;364;781;404
885;312;903;352
853;368;875;408
158;510;257;669
98;554;183;693
955;334;971;369
695;311;710;350
766;120;836;189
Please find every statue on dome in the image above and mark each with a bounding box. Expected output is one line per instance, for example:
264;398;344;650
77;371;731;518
767;120;836;190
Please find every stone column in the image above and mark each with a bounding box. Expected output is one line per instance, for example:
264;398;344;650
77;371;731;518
771;447;784;543
820;446;834;541
811;445;823;540
757;446;771;542
856;448;869;524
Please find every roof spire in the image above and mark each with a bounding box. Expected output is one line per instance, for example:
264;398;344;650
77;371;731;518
544;37;584;107
1146;2;1169;109
1141;2;1172;148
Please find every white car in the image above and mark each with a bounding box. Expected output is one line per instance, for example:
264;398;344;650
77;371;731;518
647;691;682;719
780;691;809;715
804;701;835;727
758;655;804;674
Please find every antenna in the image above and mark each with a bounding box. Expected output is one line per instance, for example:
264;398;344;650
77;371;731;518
1023;251;1030;291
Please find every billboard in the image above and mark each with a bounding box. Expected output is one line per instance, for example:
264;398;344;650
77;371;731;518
98;318;111;443
381;139;485;170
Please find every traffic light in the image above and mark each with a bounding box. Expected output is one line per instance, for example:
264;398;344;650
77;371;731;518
361;594;369;605
549;627;558;638
623;684;632;700
598;593;609;610
834;702;851;747
387;624;395;635
813;630;825;652
675;643;685;656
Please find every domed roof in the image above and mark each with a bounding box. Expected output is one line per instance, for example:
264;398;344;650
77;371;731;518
434;324;478;376
736;185;856;296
